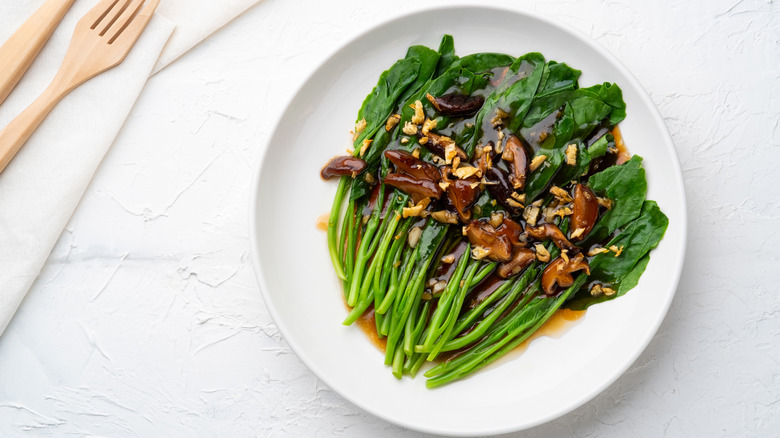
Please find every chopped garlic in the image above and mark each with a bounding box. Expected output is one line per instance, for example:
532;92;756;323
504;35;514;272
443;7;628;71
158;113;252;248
353;118;366;141
444;143;459;164
554;206;573;218
506;198;524;208
535;244;550;262
489;212;504;228
501;145;514;162
402;121;418;136
529;155;547;172
566;144;578;165
471;246;491;260
453;165;481;179
524;204;540;226
511;192;526;203
402;198;431;218
359;138;372;156
422;118;438;136
385;114;401;131
431;210;458;224
550;186;573;202
408;227;422;248
598;197;614;209
491;108;508;127
411;100;425;124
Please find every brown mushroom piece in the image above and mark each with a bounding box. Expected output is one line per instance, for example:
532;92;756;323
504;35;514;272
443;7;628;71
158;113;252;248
570;183;599;241
446;178;480;222
425;132;468;159
503;135;530;190
541;253;590;296
384;150;440;181
496;217;524;247
321;155;367;179
384;173;442;203
426;92;485;117
484;167;521;213
464;220;513;262
497;248;536;278
525;223;577;252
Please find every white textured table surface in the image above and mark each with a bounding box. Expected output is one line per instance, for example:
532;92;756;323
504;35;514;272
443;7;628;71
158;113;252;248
1;0;778;436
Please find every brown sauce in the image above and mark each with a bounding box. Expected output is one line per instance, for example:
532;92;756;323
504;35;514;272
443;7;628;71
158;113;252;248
611;126;631;164
316;213;329;231
350;304;585;359
354;307;387;352
489;307;587;364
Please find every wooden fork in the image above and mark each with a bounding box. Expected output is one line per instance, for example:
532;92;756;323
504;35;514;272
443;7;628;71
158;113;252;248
0;0;161;174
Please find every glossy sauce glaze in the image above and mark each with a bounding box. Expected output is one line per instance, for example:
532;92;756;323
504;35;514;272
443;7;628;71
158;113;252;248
316;213;329;231
351;303;585;356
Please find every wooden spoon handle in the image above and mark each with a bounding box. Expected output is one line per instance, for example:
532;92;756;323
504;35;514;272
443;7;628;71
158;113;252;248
0;83;65;174
0;0;76;106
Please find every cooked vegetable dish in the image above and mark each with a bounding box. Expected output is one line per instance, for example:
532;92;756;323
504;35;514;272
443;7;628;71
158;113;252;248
320;36;668;388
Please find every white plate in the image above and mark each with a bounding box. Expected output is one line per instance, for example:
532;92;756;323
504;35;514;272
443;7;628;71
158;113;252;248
249;5;686;436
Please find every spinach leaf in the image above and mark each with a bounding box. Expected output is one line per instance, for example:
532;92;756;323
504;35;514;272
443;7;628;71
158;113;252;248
582;82;626;125
552;141;592;185
354;57;421;147
397;45;441;104
525;148;563;201
587;133;613;160
417;220;448;262
590;200;668;280
435;34;458;76
536;61;581;98
349;46;440;201
568;94;612;140
566;201;668;310
470;53;546;153
584;155;646;244
354;45;441;149
457;53;515;75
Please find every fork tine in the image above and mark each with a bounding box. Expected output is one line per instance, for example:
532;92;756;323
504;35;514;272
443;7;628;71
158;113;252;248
104;0;145;41
80;0;120;30
97;0;133;36
108;0;159;46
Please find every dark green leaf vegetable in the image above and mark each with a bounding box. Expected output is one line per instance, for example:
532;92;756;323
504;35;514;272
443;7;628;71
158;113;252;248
321;35;668;387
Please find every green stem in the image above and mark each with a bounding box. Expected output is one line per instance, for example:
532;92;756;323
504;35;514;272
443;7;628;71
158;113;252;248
426;275;588;388
327;177;349;280
442;267;537;351
421;245;471;351
347;214;380;307
427;261;480;360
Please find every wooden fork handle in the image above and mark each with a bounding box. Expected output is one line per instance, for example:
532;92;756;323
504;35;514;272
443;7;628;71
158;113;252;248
0;83;66;174
0;0;76;106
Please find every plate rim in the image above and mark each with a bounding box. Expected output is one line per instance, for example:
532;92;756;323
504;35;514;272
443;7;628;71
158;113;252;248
249;4;687;435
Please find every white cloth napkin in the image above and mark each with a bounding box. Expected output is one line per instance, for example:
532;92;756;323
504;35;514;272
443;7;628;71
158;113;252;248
154;0;261;74
0;0;260;336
